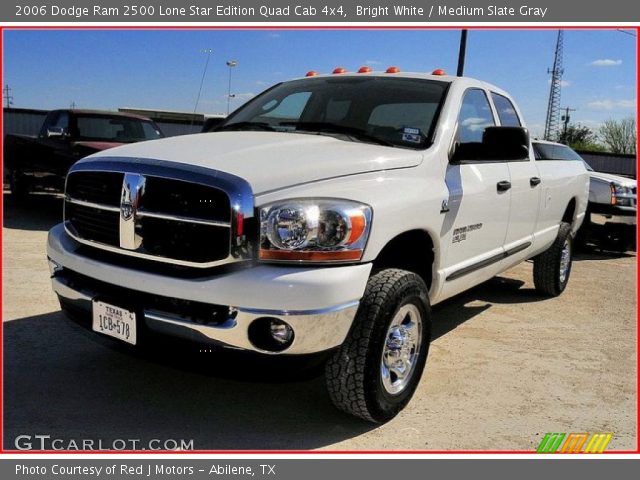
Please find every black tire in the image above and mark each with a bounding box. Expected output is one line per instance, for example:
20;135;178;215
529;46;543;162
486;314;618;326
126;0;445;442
325;268;431;423
533;222;573;296
8;169;30;199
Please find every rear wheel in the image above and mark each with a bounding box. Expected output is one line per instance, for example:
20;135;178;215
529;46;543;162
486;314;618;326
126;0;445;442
533;222;573;296
325;269;431;423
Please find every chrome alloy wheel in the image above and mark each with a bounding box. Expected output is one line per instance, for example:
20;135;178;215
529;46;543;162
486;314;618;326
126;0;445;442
559;238;571;284
380;304;423;395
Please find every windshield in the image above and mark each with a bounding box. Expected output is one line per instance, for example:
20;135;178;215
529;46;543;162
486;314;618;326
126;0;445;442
218;76;448;149
75;115;163;142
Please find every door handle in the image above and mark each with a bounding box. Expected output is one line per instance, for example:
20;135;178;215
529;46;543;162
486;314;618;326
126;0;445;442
530;177;542;187
497;180;512;192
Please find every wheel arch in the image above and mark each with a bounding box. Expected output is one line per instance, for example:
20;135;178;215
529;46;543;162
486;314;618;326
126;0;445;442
562;197;577;226
371;229;436;291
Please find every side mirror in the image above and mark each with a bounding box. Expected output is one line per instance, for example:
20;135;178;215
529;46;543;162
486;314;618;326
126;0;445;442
483;126;530;161
452;126;530;162
46;126;66;139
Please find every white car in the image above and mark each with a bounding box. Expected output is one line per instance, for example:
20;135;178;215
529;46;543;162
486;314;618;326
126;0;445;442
48;69;589;422
533;140;636;251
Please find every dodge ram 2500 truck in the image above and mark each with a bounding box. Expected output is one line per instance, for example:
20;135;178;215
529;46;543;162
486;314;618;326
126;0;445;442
4;109;164;197
47;69;589;422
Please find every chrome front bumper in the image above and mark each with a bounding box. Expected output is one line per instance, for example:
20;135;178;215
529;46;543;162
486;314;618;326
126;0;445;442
51;271;359;355
48;224;369;355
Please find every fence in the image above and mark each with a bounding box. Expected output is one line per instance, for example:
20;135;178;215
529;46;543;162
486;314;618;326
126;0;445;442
577;150;636;179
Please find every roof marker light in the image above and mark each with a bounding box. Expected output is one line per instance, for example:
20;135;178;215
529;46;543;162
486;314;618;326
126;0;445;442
305;71;319;77
385;66;400;74
431;69;447;76
358;66;372;73
333;67;347;74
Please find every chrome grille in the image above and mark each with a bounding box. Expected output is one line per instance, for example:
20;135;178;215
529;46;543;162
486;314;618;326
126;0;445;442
64;168;239;267
66;171;124;206
65;202;120;247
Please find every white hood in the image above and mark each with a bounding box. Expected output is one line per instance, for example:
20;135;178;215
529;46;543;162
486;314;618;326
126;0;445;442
87;131;423;194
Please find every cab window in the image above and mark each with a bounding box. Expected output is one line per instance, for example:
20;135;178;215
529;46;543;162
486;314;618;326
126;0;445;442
456;89;496;143
491;93;522;127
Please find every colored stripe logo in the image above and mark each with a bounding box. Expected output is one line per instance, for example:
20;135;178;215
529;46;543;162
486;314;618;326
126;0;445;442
537;432;613;453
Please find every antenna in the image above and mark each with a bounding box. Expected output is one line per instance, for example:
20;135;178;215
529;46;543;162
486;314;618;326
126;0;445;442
192;48;212;125
544;30;564;141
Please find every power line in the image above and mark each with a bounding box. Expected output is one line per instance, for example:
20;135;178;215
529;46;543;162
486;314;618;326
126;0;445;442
616;29;637;37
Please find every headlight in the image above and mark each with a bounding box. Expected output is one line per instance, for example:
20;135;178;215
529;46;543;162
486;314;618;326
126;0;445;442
259;199;372;262
611;183;635;207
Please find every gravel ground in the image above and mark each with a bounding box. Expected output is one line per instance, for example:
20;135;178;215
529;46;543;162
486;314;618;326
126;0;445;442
2;193;637;451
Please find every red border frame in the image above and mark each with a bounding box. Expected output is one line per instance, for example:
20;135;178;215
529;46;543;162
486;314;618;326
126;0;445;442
0;24;638;456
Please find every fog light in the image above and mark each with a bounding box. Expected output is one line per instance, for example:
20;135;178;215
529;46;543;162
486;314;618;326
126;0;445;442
248;317;295;352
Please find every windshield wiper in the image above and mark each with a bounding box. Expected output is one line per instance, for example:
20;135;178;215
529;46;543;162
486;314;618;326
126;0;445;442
279;121;394;147
216;121;276;132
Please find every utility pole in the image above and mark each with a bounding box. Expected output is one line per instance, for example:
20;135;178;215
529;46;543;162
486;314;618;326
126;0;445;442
3;84;14;108
457;29;468;77
70;101;76;109
544;30;565;141
560;106;576;142
226;60;238;115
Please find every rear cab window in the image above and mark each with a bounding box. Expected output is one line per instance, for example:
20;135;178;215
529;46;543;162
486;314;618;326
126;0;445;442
491;93;522;127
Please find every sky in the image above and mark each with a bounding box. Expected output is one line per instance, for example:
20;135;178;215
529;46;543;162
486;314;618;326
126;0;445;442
2;29;637;138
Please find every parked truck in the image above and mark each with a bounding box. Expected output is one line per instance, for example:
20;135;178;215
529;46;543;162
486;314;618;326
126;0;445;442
533;140;636;252
47;69;589;422
4;109;164;196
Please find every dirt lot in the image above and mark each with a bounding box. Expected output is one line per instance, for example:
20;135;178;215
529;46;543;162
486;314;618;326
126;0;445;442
2;193;637;451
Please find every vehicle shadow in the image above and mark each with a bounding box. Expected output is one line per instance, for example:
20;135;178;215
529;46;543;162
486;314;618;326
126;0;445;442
3;311;374;452
431;275;547;340
2;192;64;232
573;248;636;262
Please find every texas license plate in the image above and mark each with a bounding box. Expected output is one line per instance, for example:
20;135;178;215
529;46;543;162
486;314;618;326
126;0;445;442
92;300;137;345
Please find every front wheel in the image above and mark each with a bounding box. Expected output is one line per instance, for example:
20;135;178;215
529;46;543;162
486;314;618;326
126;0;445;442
325;269;431;423
533;222;573;296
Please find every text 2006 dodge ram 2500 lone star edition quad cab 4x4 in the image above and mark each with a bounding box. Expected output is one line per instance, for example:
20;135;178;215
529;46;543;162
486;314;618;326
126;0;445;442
47;69;589;422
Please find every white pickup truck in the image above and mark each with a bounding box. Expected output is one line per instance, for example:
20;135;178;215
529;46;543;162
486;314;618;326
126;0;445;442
47;69;589;422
